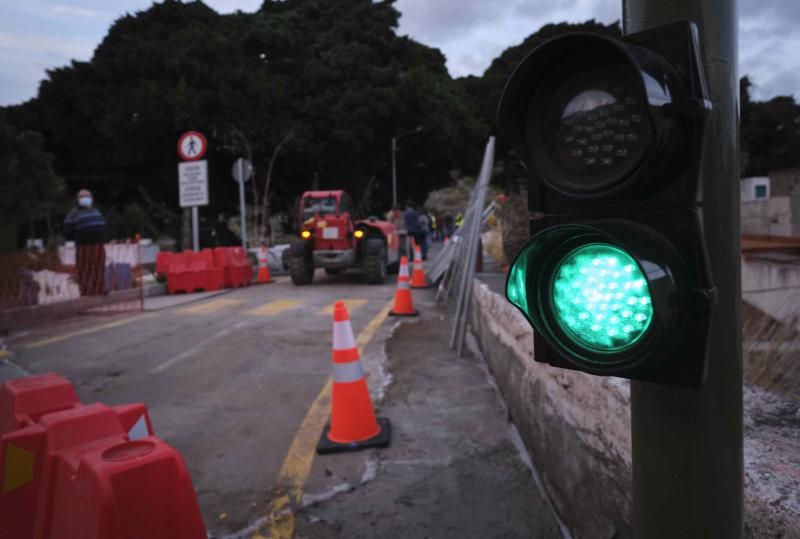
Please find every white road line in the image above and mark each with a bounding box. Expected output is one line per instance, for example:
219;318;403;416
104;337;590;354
151;320;248;373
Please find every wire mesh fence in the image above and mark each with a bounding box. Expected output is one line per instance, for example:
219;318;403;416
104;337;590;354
1;239;145;332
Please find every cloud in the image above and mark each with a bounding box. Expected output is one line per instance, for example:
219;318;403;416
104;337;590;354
0;31;94;59
47;3;102;18
396;0;621;78
395;0;797;99
738;0;800;100
0;0;797;105
205;0;263;14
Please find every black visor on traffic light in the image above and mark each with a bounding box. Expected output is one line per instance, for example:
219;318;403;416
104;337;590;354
506;222;687;370
498;33;683;198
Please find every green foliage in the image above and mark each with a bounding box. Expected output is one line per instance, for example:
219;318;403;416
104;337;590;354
740;76;800;176
4;0;484;242
0;112;63;225
461;21;621;138
4;2;797;247
458;21;622;193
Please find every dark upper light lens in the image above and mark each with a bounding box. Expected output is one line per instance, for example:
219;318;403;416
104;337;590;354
550;243;653;352
553;82;647;180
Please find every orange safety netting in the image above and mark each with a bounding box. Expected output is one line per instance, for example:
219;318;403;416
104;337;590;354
0;240;145;333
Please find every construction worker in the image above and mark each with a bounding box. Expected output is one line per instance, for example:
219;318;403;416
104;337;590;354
403;201;419;256
64;189;108;296
387;204;406;253
417;211;430;260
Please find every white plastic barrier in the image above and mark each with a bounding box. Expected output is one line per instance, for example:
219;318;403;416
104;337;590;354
58;241;159;267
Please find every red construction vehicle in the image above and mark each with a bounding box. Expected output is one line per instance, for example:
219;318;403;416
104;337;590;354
289;190;401;285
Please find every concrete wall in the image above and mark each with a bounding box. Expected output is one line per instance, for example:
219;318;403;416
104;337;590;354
741;196;794;236
769;168;800;197
742;256;800;331
742;169;800;236
470;279;633;539
469;277;800;538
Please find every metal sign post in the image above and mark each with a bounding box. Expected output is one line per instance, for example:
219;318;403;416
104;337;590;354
232;158;253;249
178;131;209;251
192;208;199;252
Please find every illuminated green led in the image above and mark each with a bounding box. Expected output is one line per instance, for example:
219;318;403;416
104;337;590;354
550;243;653;352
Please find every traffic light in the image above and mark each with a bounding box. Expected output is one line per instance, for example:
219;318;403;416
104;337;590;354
497;21;716;387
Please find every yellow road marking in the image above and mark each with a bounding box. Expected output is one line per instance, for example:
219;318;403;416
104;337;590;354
246;300;303;316
25;313;156;349
0;350;9;358
176;298;243;315
256;299;393;539
315;299;368;315
355;301;393;349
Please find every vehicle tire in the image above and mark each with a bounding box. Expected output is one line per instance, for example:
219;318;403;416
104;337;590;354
290;255;314;285
281;248;292;270
363;239;387;285
324;268;342;276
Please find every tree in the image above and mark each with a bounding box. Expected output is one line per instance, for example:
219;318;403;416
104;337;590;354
740;76;800;177
0;112;63;252
457;20;622;193
4;0;484;245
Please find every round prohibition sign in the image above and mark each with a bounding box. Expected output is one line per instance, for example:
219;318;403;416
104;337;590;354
177;131;208;161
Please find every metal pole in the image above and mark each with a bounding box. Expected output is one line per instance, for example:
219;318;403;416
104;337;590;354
238;160;248;249
192;206;199;251
391;137;398;207
624;1;742;537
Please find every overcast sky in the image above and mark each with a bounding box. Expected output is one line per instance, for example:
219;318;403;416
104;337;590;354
0;0;797;106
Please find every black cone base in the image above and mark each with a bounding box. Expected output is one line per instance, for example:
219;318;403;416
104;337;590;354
316;417;392;455
389;310;419;317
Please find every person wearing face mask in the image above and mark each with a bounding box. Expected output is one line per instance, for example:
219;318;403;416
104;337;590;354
64;189;109;296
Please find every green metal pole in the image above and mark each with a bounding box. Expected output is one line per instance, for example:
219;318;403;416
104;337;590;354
623;0;743;537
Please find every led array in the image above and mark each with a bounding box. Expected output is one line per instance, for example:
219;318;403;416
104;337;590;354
550;243;653;351
555;88;644;175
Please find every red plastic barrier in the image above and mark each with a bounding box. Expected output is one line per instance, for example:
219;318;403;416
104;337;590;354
213;247;253;288
196;248;224;291
0;374;206;539
164;251;192;294
165;250;226;294
0;373;79;434
155;251;172;279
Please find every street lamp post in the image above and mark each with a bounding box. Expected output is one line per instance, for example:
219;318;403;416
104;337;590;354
391;126;423;207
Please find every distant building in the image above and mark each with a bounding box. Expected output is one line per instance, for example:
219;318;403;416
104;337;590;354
741;169;800;237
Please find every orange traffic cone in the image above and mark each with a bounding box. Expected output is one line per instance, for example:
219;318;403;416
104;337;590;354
317;301;391;454
411;245;430;289
445;235;450;245
256;246;273;284
389;256;419;317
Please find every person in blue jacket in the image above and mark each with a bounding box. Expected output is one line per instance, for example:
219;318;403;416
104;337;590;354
403;201;419;257
64;189;108;296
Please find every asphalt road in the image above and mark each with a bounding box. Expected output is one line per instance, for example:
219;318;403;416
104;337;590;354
1;266;562;539
2;270;398;536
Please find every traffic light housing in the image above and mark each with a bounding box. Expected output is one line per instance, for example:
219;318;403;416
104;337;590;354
498;21;716;387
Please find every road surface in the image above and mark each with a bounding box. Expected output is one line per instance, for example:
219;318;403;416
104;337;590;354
1;269;562;538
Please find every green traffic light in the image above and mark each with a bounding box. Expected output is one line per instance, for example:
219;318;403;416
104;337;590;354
551;243;653;352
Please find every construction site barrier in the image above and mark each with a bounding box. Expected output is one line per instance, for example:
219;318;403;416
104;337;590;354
0;240;145;333
0;373;206;539
157;247;253;294
213;246;253;288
